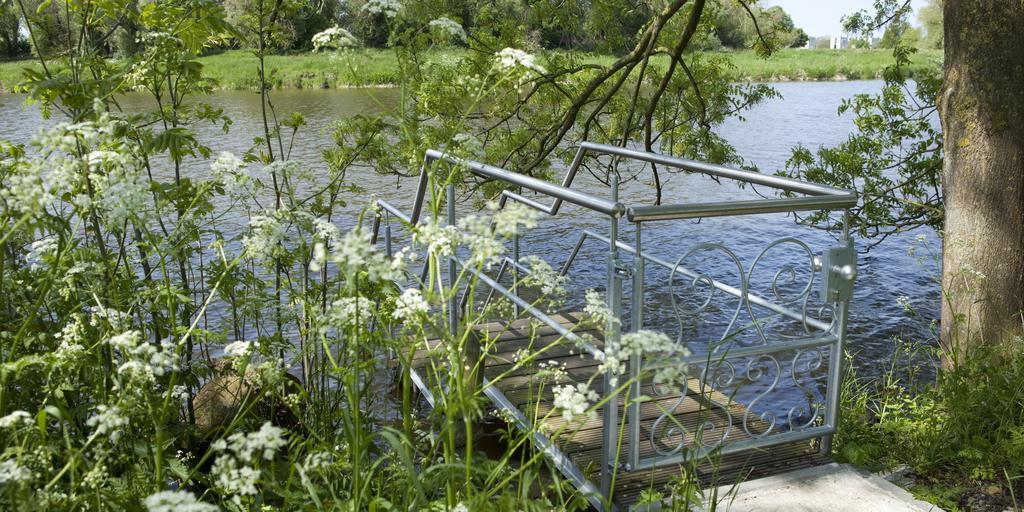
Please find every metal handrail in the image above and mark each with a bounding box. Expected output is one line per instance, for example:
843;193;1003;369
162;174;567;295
567;229;833;333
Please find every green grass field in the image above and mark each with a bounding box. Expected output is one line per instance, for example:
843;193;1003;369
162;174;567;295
0;48;943;92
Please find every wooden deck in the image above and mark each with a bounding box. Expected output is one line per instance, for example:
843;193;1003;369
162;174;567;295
412;312;829;509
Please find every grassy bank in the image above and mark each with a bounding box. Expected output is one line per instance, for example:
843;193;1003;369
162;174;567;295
0;48;942;92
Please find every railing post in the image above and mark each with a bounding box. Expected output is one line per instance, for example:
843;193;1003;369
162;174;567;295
822;210;853;456
627;222;643;470
600;175;622;507
384;211;393;259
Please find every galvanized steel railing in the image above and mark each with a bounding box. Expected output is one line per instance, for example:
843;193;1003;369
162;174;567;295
370;142;857;511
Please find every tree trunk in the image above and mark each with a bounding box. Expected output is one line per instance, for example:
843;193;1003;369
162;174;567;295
939;0;1024;364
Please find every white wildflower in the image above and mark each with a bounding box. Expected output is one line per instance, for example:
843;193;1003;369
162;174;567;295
86;404;129;443
552;383;598;423
171;385;190;403
107;330;142;351
896;295;912;312
224;340;254;359
413;219;459;258
522;255;568;296
311;25;359;51
331;227;394;282
362;0;400;18
0;459;31;484
492;201;538;237
309;242;328;272
0;411;31;429
428;17;467;43
393;288;428;321
224;422;287;463
143;490;218;512
26;237;59;271
324;297;376;330
210;152;252;199
495;48;547;74
452;503;469;512
583;289;618;328
211;456;260;496
457;214;505;268
243;214;286;261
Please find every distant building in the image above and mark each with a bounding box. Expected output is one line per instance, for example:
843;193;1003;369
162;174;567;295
869;36;882;48
829;35;849;49
803;36;817;49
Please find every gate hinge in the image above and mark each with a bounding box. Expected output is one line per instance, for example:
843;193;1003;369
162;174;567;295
816;241;857;303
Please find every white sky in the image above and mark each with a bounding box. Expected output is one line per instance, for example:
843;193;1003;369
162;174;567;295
761;0;931;37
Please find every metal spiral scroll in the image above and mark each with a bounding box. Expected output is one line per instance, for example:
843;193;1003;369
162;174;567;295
648;360;735;456
746;238;817;344
787;348;825;431
668;243;748;352
741;354;782;438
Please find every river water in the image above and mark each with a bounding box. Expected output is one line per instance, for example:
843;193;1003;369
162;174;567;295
0;81;941;388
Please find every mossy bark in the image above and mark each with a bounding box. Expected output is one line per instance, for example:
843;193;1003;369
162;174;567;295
939;0;1024;362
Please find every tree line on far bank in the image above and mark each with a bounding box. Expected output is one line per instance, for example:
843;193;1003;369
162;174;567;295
0;0;818;60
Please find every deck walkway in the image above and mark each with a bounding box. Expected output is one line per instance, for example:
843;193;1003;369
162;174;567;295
412;313;829;509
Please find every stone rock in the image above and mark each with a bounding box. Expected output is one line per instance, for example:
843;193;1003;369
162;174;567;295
191;359;304;437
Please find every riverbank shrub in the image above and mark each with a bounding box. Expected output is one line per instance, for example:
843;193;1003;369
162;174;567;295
836;327;1024;510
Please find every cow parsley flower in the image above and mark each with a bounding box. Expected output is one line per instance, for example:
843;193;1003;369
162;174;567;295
522;255;568;296
222;422;287;463
414;219;459;258
143;490;218;512
224;340;254;359
243;214;286;261
0;459;31;484
210;152;253;199
583;289;619;328
428;17;467;43
492;202;538;237
86;404;129;443
0;411;31;429
393;288;428;321
26;237;59;271
553;383;599;423
323;297;377;332
363;0;400;18
210;422;287;497
495;48;547;74
311;25;359;51
330;227;395;282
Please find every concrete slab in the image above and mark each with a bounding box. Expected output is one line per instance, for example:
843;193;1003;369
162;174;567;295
704;463;943;512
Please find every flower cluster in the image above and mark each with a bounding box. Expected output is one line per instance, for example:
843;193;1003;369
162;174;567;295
210;422;287;498
210;152;255;200
224;340;254;359
109;331;179;387
0;411;31;429
552;383;599;423
311;226;400;282
311;25;359;52
428;17;467;43
363;0;400;18
243;214;287;262
143;490;218;512
522;255;568;296
323;296;377;332
0;459;31;485
393;288;428;322
495;48;547;75
86;404;129;443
